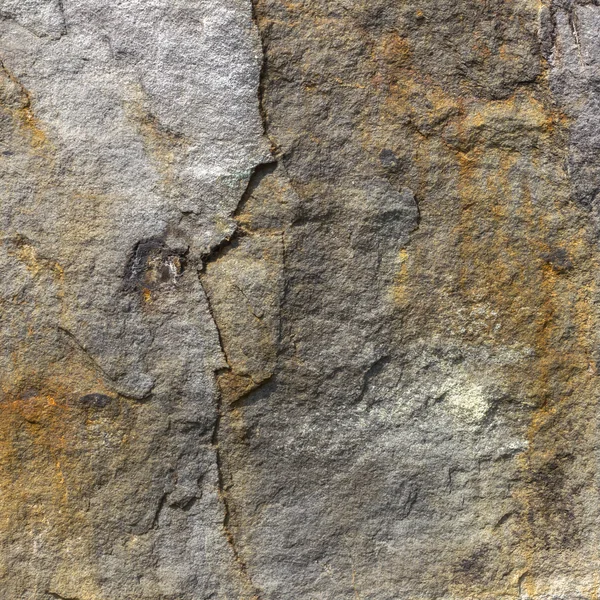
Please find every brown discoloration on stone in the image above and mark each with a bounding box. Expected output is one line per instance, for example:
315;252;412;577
0;60;47;147
385;7;599;596
0;355;122;597
220;0;600;596
126;89;191;193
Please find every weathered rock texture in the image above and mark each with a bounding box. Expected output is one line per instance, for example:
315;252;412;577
1;0;600;598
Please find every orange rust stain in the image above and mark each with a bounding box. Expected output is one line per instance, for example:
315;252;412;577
0;61;48;148
0;354;118;491
372;10;599;594
0;352;127;590
377;32;412;72
142;287;153;304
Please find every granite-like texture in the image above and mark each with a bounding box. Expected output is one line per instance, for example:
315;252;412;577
1;0;600;598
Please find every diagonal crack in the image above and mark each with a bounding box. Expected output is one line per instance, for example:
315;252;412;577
46;592;80;600
56;325;154;401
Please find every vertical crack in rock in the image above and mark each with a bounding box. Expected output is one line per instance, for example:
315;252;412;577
0;0;272;597
200;167;271;600
251;0;279;156
209;366;260;600
195;5;295;594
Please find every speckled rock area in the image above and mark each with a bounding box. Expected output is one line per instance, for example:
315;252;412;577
1;0;600;598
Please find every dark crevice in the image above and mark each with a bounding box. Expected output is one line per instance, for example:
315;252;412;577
56;0;68;37
238;161;278;214
517;571;530;596
0;59;34;109
200;244;261;594
198;277;233;371
251;0;278;155
209;348;260;597
151;491;169;530
353;355;391;405
199;229;244;273
194;5;287;599
47;593;80;600
123;237;188;293
198;124;268;600
199;160;278;272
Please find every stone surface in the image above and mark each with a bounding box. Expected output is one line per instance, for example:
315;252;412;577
0;1;267;598
1;0;600;598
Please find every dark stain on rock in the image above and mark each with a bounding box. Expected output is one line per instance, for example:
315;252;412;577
379;148;399;169
542;248;573;273
79;393;113;409
124;237;187;292
456;545;491;582
526;452;579;551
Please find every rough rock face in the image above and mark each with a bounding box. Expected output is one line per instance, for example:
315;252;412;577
1;0;600;598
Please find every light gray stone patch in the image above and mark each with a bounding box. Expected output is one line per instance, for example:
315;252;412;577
0;0;268;597
0;0;66;40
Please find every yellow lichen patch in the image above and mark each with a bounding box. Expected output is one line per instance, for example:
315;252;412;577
0;61;48;149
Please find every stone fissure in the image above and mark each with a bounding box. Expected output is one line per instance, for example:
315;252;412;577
46;593;80;600
209;381;258;597
3;0;600;597
56;326;154;401
195;8;279;591
201;243;262;595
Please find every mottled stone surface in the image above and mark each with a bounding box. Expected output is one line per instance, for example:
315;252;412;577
1;0;600;598
0;1;267;598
